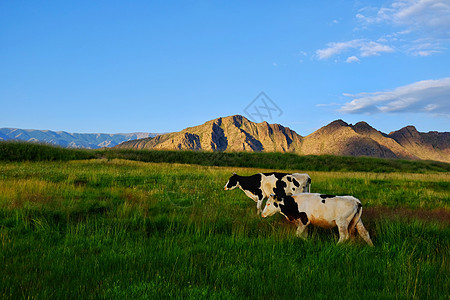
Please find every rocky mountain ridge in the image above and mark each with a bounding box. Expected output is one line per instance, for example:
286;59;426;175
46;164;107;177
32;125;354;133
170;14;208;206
0;128;158;149
116;115;450;163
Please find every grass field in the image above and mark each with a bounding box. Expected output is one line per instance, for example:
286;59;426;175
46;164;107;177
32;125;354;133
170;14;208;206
1;155;449;299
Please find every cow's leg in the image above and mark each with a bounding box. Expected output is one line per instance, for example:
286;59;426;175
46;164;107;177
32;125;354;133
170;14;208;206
303;184;310;193
298;225;309;239
336;219;350;243
256;197;264;215
356;220;374;246
337;226;350;243
295;220;309;239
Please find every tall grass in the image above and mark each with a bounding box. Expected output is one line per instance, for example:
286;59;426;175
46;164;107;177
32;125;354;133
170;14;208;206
101;148;450;173
0;159;448;298
0;141;95;162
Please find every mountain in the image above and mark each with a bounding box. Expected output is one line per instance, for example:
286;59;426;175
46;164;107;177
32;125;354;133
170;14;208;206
301;120;414;159
389;126;450;162
117;115;303;152
0;128;159;149
115;115;450;163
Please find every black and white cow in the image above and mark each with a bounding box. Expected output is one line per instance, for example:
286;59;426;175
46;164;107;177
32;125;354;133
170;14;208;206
261;193;373;246
224;172;311;214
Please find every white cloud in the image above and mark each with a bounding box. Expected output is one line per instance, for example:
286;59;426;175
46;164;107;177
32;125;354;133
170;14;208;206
359;41;394;57
346;56;360;63
357;0;450;34
316;39;394;60
316;0;450;62
390;0;450;35
339;77;450;116
356;0;450;55
316;40;360;60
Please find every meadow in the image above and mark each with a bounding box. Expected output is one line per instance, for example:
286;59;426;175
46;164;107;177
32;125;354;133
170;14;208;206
0;143;449;299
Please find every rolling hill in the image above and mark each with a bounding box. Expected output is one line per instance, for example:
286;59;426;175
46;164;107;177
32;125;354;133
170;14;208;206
115;115;450;163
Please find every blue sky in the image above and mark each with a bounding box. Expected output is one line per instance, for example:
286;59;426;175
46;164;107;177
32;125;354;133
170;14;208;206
1;0;449;135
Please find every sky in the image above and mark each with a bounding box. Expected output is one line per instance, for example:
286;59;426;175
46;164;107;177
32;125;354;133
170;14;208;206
1;0;449;136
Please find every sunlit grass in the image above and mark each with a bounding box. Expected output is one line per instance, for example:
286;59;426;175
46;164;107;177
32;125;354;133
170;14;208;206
0;159;448;299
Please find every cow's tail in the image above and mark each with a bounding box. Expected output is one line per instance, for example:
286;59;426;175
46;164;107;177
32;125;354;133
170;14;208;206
348;202;362;237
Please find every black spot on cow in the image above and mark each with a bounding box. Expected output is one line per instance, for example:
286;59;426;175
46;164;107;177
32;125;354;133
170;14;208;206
272;179;287;197
320;194;336;199
307;177;311;185
262;172;289;180
299;212;309;225
292;179;300;188
233;174;264;200
287;176;292;182
321;199;326;204
278;196;304;221
273;202;279;208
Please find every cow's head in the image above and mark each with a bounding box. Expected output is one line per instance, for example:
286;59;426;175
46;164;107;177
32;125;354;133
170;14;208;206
224;173;239;190
261;193;281;218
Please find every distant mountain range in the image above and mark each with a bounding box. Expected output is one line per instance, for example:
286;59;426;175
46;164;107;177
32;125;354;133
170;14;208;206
116;115;450;163
0;128;159;149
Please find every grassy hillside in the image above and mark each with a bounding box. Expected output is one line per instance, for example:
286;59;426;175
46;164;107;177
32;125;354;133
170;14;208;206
0;159;449;298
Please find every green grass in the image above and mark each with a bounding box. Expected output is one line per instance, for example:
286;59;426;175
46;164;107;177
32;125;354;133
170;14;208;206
0;141;95;162
100;148;450;173
1;159;449;299
2;141;449;173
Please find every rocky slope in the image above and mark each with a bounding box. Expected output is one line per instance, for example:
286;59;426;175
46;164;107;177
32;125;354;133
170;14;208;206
389;126;450;162
116;115;450;163
301;120;415;159
117;115;303;152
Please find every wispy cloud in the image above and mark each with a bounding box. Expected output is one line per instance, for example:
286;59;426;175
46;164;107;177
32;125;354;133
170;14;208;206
404;38;447;56
346;56;360;63
357;0;450;36
316;39;394;60
339;77;450;116
316;0;450;62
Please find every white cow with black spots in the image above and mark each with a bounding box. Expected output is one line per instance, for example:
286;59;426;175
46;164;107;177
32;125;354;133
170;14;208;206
224;172;311;214
261;193;373;246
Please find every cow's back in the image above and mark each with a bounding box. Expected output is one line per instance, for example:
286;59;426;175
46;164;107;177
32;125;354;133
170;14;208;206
294;193;359;223
290;173;311;192
259;173;282;197
260;172;311;197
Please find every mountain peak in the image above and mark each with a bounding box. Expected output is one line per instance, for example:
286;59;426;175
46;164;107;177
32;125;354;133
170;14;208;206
389;125;420;139
402;125;419;134
328;119;349;128
311;119;350;136
353;121;371;129
352;121;380;135
225;114;248;128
